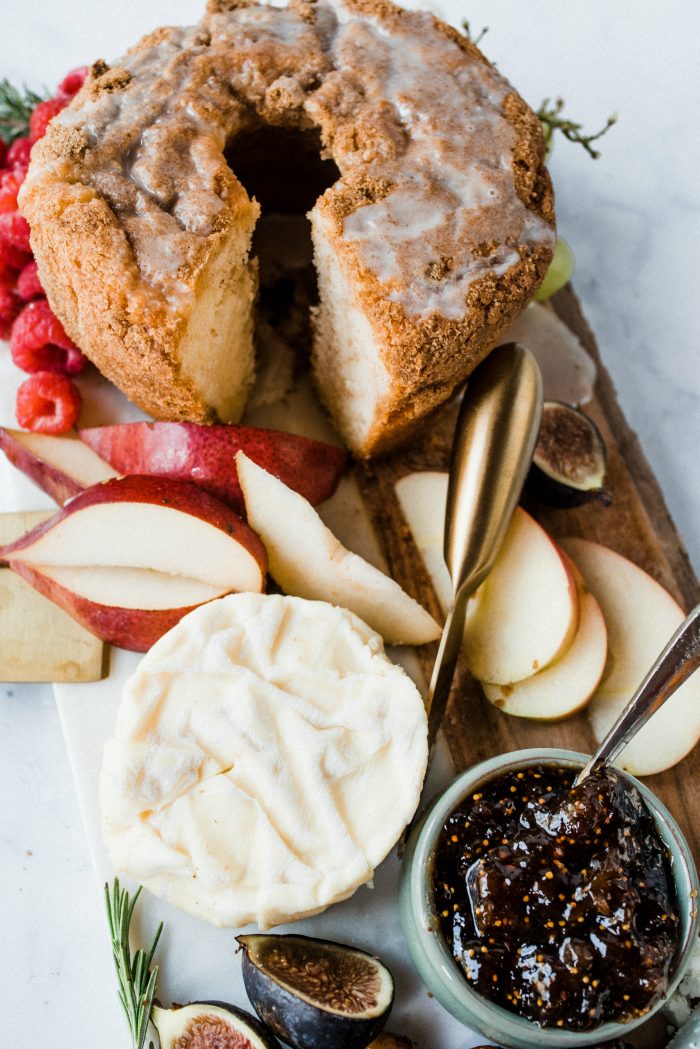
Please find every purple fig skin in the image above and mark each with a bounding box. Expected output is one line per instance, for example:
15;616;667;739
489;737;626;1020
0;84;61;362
155;1000;283;1049
238;934;393;1049
79;422;347;512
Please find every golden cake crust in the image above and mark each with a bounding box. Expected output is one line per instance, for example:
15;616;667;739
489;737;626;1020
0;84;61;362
21;0;554;449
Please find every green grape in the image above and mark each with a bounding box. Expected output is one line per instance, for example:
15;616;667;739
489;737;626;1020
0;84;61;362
534;236;574;301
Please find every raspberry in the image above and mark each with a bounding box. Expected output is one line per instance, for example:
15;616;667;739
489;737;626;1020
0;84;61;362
10;298;86;375
58;66;90;98
0;238;32;271
0;140;6;168
5;136;32;170
16;260;43;301
0;168;27;214
0;283;20;339
0;262;13;290
16;371;81;434
0;211;31;253
29;96;69;143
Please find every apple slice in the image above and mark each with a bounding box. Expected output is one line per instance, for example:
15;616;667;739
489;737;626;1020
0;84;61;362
395;472;453;615
79;422;347;512
560;538;685;694
464;508;579;684
236;452;441;646
394;472;579;682
0;427;118;505
481;585;607;720
0;475;267;652
560;537;700;775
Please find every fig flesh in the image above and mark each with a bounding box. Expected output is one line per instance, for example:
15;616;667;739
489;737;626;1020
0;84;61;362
153;1001;282;1049
527;400;608;507
238;933;394;1049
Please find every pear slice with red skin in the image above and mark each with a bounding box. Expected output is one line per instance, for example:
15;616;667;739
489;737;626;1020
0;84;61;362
0;475;267;652
79;421;347;513
0;426;118;505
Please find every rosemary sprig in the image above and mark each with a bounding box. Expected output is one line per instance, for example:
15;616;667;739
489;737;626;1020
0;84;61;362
537;97;617;159
0;78;48;144
105;879;163;1049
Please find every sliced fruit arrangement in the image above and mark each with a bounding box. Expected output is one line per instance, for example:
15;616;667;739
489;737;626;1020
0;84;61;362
482;562;607;721
0;421;346;510
397;469;699;773
463;505;579;685
0;425;117;504
560;538;700;776
525;401;608;508
78;421;347;511
238;934;394;1049
236;452;441;646
0;424;442;651
153;1002;283;1049
0;475;267;651
396;473;580;678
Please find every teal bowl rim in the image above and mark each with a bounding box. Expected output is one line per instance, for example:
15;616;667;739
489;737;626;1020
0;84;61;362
400;748;700;1049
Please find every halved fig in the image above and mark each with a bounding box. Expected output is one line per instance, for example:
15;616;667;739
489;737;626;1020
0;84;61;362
238;934;394;1049
153;1001;282;1049
527;400;608;507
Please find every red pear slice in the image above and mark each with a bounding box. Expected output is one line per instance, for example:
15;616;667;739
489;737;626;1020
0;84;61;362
79;422;347;512
0;475;267;652
0;426;118;505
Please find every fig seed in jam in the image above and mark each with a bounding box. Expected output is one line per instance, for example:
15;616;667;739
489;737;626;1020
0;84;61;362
432;764;678;1030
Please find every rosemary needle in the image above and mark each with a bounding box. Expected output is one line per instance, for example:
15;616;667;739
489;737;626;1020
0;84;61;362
105;879;163;1049
0;78;47;144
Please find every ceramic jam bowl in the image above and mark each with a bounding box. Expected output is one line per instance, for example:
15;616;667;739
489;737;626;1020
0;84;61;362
400;748;700;1049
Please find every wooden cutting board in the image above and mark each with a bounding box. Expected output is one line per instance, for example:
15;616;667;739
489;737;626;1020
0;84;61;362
0;510;105;682
357;286;699;1048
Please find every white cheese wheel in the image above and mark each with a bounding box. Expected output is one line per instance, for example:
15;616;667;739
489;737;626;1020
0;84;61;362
100;593;428;929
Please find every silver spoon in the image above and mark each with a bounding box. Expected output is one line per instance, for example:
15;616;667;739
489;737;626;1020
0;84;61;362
575;602;700;784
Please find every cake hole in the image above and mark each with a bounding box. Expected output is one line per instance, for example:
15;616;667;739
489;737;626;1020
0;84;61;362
227;125;339;215
226;125;341;357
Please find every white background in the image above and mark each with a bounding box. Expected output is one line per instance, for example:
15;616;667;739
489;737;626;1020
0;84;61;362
1;2;699;1047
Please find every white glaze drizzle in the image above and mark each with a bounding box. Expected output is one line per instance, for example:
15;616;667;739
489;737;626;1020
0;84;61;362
37;0;553;316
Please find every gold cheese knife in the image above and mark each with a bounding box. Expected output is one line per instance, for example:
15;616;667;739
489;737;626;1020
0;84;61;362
426;342;543;747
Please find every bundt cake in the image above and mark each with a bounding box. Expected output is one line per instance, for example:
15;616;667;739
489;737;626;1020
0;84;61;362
20;0;554;458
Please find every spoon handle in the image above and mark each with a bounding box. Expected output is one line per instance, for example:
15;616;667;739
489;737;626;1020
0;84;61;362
426;342;542;745
576;603;700;784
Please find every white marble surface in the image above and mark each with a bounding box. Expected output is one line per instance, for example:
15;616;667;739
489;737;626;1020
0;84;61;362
1;2;699;1047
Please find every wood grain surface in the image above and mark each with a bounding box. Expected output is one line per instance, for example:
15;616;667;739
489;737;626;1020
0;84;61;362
357;287;699;1048
0;510;105;682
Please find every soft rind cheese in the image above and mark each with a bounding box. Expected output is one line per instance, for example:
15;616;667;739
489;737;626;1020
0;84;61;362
100;593;428;929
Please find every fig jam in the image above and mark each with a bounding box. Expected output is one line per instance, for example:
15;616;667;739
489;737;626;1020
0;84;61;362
432;764;678;1030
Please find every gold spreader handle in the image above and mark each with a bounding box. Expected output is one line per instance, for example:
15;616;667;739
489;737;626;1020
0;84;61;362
426;343;543;747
